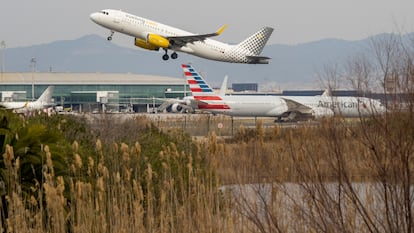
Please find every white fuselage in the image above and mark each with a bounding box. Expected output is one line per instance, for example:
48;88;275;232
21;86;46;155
197;94;385;118
198;95;288;117
0;86;54;113
0;101;47;113
207;95;385;118
90;9;259;63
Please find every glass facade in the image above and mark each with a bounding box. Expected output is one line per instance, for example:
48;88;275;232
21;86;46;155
0;72;192;113
0;84;189;103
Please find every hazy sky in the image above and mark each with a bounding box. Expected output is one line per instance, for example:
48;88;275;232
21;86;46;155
1;0;413;48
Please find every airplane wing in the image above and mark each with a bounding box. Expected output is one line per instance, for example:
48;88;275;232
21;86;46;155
282;97;336;118
167;24;227;47
156;97;196;112
156;101;170;112
155;98;179;111
158;99;191;111
281;98;313;114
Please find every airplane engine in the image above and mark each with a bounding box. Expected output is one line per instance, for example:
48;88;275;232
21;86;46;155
134;38;159;50
311;107;334;118
166;103;183;113
147;34;170;49
184;99;192;106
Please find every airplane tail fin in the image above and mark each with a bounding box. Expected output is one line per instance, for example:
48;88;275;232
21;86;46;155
219;75;228;96
36;86;54;104
181;64;230;112
182;64;217;97
231;27;273;64
237;27;273;55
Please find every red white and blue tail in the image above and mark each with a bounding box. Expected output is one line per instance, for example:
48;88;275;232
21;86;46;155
181;64;230;111
182;64;215;95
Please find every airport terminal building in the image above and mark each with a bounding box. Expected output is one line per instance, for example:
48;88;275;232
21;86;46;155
0;72;189;112
1;72;391;113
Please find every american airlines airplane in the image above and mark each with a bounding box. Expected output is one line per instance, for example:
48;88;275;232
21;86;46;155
90;9;273;64
181;64;386;120
0;86;55;113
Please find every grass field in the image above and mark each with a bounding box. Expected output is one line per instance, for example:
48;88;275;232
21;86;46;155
1;110;413;232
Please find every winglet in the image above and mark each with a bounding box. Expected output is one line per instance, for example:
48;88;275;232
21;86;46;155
216;24;228;35
322;89;332;97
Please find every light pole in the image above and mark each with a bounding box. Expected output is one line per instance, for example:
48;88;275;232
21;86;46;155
1;41;5;74
30;57;36;100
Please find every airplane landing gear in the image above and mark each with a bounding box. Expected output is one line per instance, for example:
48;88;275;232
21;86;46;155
107;31;114;41
162;49;169;60
274;117;282;123
161;50;178;61
171;52;178;59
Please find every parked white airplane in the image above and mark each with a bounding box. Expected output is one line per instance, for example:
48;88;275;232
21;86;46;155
90;9;273;64
181;64;386;120
0;86;55;113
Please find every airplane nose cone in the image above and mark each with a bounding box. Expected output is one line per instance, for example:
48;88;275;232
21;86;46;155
90;13;99;23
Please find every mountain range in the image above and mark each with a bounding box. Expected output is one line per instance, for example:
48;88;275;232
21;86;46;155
2;33;412;90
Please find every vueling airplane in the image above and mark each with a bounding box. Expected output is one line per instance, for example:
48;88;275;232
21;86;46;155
90;9;274;64
0;86;54;113
181;64;386;120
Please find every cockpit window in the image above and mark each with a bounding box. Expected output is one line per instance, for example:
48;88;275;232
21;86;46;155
101;11;109;15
